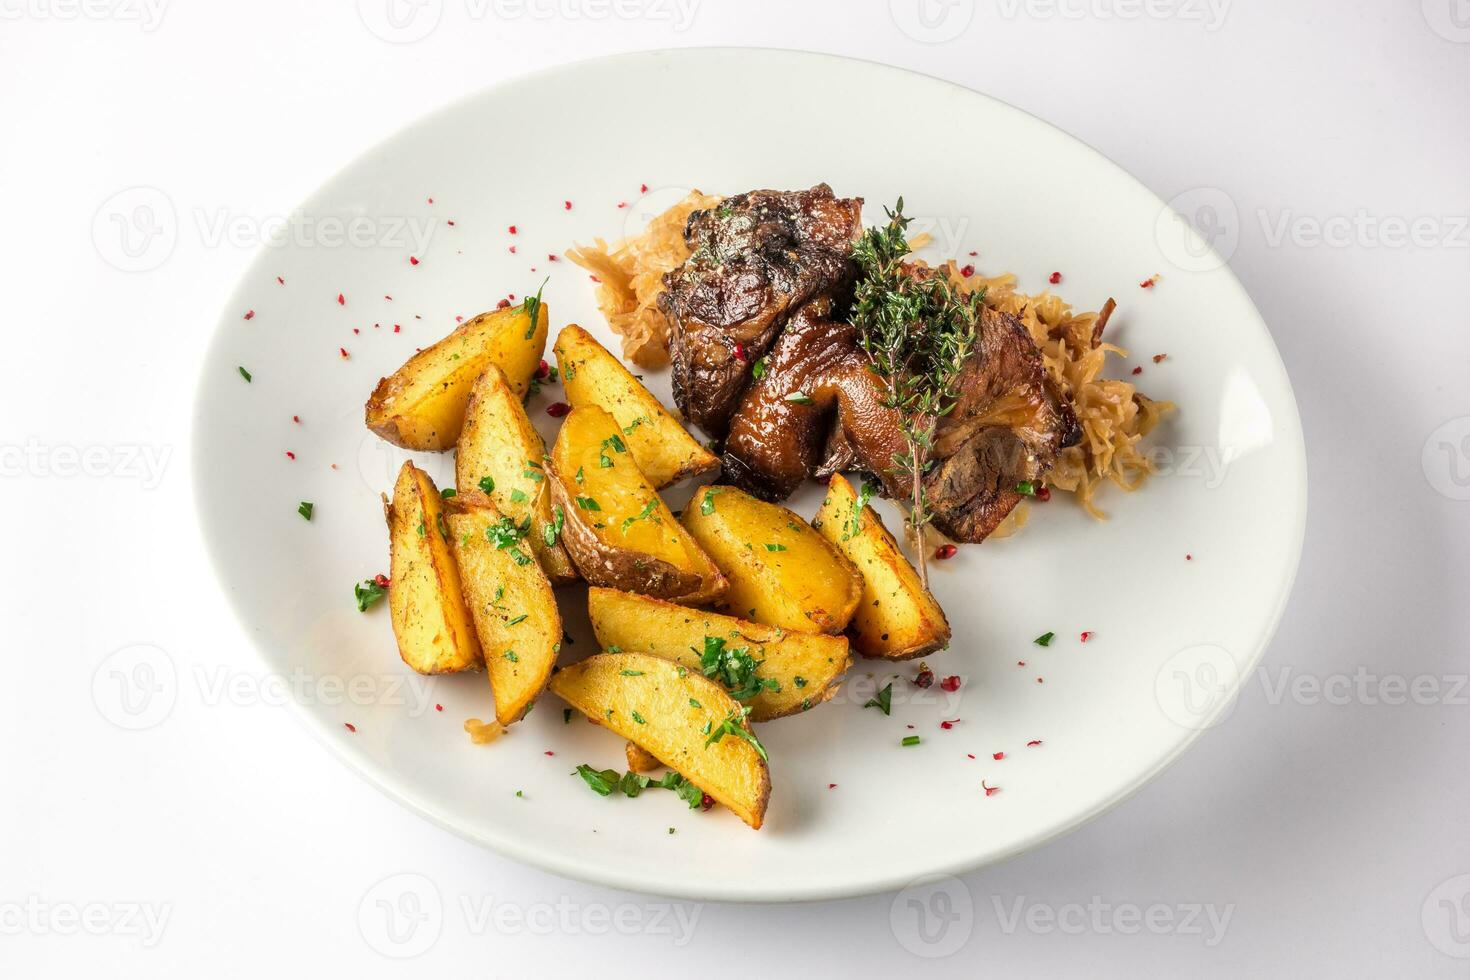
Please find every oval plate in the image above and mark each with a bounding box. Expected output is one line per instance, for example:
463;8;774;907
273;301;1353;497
193;49;1305;902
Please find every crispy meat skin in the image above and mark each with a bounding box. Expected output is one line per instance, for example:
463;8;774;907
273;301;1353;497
724;299;1080;542
660;185;863;437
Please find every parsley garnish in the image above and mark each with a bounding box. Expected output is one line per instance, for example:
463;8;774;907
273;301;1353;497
784;392;814;405
700;487;722;516
704;706;768;762
846;479;878;541
575;496;601;511
543;504;565;547
1015;480;1038;497
478;475;496;494
521;277;548;339
621;499;659;533
631;710;646;725
1034;631;1055;647
503;650;518;662
237;366;252;382
764;543;787;552
440;487;457;498
509;488;529;504
623;416;649;435
506;614;527;627
699;636;775;701
902;735;921;747
751;357;767;379
864;682;893;715
353;578;387;612
297;501;313;521
486;516;529;549
620;669;644;676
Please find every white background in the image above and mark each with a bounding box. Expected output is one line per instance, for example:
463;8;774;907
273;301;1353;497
3;0;1468;976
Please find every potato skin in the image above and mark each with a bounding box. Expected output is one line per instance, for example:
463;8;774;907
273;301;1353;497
551;653;770;829
455;363;578;585
553;323;718;489
366;301;547;450
680;485;862;634
386;462;483;674
814;474;951;660
547;405;726;605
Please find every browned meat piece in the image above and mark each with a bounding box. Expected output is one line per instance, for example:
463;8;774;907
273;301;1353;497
660;185;863;437
724;298;1081;543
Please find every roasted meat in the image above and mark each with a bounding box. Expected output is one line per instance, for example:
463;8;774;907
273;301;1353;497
722;299;1080;542
661;185;863;437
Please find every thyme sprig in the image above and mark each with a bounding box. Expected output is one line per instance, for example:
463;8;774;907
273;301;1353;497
850;199;981;586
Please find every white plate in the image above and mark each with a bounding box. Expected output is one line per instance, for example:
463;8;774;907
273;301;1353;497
192;49;1305;902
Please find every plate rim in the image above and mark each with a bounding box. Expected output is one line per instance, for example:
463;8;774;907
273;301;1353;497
190;45;1308;903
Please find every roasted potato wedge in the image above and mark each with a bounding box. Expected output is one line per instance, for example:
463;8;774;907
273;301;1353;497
625;741;661;774
455;363;577;584
386;461;482;673
815;474;951;660
444;492;562;724
587;587;851;721
365;296;548;450
550;652;771;829
553;324;718;488
680;485;862;633
548;405;726;604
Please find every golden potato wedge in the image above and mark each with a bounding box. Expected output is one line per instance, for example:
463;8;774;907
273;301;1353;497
550;653;770;829
680;485;862;634
455;363;578;584
814;474;951;660
386;461;482;674
587;587;851;721
365;295;548;450
547;405;726;604
444;492;561;725
553;324;718;488
625;741;660;773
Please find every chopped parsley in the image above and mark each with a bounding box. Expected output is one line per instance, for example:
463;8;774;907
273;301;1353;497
486;515;530;549
440;487;457;498
478;475;496;494
509;488;529;504
699;487;722;516
699;636;776;701
751;356;768;379
631;710;646;725
353;579;387;612
620;498;659;534
506;614;527;627
902;735;922;747
522;277;547;339
784;392;814;405
846;479;878;540
620;669;644;676
764;543;787;552
503;650;519;662
704;706;768;762
237;366;252;382
297;501;313;521
623;416;649;435
1034;631;1055;647
864;682;893;716
573;765;703;808
1015;480;1038;497
575;496;601;511
543;504;565;547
